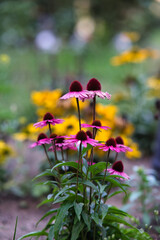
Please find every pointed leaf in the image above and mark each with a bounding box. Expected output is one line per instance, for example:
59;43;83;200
74;202;84;221
89;162;106;176
71;221;84;240
17;231;48;240
48;226;54;240
54;202;73;239
82;211;91;231
36;208;58;227
82;144;92;155
52;162;78;171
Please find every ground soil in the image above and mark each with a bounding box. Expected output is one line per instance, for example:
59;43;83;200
0;142;159;239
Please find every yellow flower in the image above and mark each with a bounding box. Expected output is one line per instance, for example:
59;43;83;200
111;47;159;66
0;141;14;164
112;92;129;102
0;54;10;64
53;115;80;136
123;32;140;42
147;76;160;90
121;136;141;159
13;133;28;141
96;104;118;123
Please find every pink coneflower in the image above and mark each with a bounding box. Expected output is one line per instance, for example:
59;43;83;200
29;133;51;148
66;130;98;148
81;120;111;130
86;78;111;100
98;138;122;153
48;136;77;151
107;160;130;180
115;136;132;152
60;80;89;101
33;112;64;128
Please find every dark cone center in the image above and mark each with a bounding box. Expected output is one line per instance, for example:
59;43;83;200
112;161;124;172
86;130;93;138
92;120;101;127
105;138;116;147
37;133;48;141
76;130;87;141
43;112;54;121
115;136;124;145
50;133;57;139
69;81;83;92
56;137;65;144
87;78;101;91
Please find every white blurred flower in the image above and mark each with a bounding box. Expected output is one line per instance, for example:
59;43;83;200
113;33;132;52
35;30;61;54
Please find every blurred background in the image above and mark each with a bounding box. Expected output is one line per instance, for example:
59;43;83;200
0;0;160;238
0;0;160;190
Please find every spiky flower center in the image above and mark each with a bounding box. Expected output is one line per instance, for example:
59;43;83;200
92;120;101;127
43;112;54;121
69;81;83;92
56;137;65;144
76;130;87;141
87;78;101;91
37;133;48;141
105;138;116;147
50;133;57;139
112;161;124;172
86;130;93;138
115;136;124;145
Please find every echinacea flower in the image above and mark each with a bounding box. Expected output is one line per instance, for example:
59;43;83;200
98;137;122;153
107;160;130;180
81;119;111;130
33;112;64;128
66;130;98;148
48;136;77;151
115;136;132;152
86;78;111;100
29;133;51;148
60;80;89;101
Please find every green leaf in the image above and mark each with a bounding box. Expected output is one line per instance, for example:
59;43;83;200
104;176;127;193
82;144;92;155
17;231;48;240
91;212;102;227
54;202;73;239
48;226;54;240
82;211;91;231
32;169;56;181
108;206;132;218
100;204;108;220
36;208;58;227
37;197;53;207
107;190;124;199
74;202;84;221
13;216;18;240
54;185;75;200
89;162;106;176
104;215;136;229
52;162;78;171
71;220;84;240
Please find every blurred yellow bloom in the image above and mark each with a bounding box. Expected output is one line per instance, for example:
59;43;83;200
0;54;10;64
53;115;80;136
112;92;129;102
121;136;141;159
147;76;160;90
31;89;62;108
123;32;140;42
0;140;14;164
96;104;118;123
111;47;159;66
13;133;28;141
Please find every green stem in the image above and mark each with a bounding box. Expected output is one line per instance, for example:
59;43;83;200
48;123;52;135
76;98;81;130
43;144;52;168
93;95;96;121
76;142;82;200
103;149;110;184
